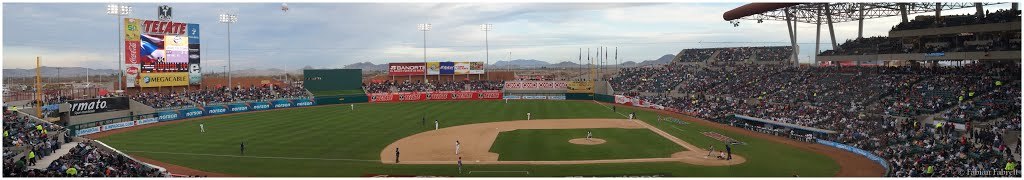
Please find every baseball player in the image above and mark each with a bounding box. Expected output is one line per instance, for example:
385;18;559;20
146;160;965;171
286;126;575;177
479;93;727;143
435;120;439;130
629;112;635;120
527;112;532;120
455;140;461;155
726;144;733;160
395;148;400;163
351;104;355;110
587;131;593;140
458;157;463;174
421;116;426;127
200;123;205;133
240;141;246;155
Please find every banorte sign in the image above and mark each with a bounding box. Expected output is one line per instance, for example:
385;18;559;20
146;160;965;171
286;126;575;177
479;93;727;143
388;63;425;76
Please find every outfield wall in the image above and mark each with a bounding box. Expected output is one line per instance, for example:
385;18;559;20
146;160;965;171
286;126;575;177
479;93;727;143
73;98;316;136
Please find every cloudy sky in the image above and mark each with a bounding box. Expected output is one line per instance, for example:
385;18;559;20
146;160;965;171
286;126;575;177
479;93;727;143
2;2;1012;71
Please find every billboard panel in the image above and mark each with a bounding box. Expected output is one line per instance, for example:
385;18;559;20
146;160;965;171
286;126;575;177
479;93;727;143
454;62;471;75
188;44;201;85
388;63;425;76
470;62;485;74
567;81;595;93
66;97;130;116
426;62;440;75
139;72;190;87
126;18;198;87
439;62;455;75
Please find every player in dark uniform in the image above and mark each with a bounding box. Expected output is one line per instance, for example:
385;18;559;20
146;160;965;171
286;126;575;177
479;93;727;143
725;144;732;160
240;142;246;155
395;148;400;163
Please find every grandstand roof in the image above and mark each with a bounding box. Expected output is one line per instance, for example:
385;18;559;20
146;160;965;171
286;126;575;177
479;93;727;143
723;2;1007;24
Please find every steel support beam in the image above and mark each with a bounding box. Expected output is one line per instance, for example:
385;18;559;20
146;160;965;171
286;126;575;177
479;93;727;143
815;7;822;63
826;6;839;50
900;3;909;23
858;3;865;39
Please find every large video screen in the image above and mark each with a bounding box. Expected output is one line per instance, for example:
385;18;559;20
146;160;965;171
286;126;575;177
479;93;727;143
124;18;200;88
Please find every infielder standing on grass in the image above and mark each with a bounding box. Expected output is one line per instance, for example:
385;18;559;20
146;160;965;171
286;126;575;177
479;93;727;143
629;112;635;120
458;157;463;174
527;112;532;120
350;104;355;110
200;123;205;133
455;140;461;155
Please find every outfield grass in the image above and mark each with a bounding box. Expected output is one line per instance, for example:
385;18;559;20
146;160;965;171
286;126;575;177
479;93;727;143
99;100;839;177
490;128;682;161
310;89;366;96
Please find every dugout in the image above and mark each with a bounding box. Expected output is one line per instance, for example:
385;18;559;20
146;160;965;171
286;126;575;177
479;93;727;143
726;114;837;141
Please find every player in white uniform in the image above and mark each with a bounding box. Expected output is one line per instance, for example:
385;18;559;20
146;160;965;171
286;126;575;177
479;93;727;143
199;123;205;133
527;112;532;120
351;104;355;110
455;140;461;155
587;131;592;140
628;113;634;120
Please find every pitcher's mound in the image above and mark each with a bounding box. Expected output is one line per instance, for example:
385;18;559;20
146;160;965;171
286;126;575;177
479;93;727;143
569;138;606;145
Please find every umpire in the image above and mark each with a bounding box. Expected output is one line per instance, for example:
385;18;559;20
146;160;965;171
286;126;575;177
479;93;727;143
725;144;732;160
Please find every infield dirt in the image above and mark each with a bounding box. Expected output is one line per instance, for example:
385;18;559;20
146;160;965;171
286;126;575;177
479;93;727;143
380;119;746;166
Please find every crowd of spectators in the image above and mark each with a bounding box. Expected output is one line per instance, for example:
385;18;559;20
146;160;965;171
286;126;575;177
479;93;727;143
679;49;716;62
362;80;504;93
609;65;693;93
715;47;755;62
756;46;793;61
5;140;166;177
3;109;68;177
609;62;1020;177
129;92;191;109
186;84;310;106
892;9;1021;31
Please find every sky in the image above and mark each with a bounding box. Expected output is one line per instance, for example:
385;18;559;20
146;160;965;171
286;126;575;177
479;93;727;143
2;2;1013;72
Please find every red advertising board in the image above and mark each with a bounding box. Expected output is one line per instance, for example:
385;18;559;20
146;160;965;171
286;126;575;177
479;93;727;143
389;63;426;76
368;90;502;102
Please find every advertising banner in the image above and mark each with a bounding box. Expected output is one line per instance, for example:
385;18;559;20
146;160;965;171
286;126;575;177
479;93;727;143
139;72;190;87
567;81;594;93
250;102;272;111
454;62;471;75
388;63;425;76
504;95;522;100
523;96;548;100
439;62;455;75
66;97;130;116
125;41;141;88
156;111;181;121
294;99;315;107
128;18;198;87
136;118;159;125
503;81;567;90
204;105;228;115
101;121;136;131
368;90;501;102
426;62;441;75
271;99;293;108
228;103;250;113
188;44;201;85
124;18;142;88
817;139;890;171
181;108;204;118
76;127;101;136
469;62;485;74
548;96;566;100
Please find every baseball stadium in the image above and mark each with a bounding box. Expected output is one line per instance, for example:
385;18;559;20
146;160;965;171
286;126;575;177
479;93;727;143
2;1;1022;178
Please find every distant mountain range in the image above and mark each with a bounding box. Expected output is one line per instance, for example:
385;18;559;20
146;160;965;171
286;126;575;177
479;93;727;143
2;67;119;78
2;54;679;77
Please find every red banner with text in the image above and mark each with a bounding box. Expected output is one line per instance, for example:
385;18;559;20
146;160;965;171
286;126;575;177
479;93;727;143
368;90;502;102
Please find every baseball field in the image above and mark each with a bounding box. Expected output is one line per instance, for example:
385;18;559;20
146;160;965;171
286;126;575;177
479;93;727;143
86;100;881;177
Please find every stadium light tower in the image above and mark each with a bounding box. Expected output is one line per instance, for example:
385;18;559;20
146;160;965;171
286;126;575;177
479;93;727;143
219;13;238;88
418;23;431;81
106;4;131;91
480;24;492;80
